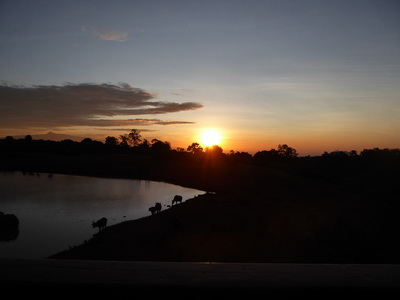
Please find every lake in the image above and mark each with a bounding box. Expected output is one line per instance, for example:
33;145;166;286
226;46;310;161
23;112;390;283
0;171;205;259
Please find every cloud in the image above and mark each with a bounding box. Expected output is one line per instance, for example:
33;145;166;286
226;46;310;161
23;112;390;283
0;83;203;130
97;128;157;132
83;26;129;42
85;118;196;127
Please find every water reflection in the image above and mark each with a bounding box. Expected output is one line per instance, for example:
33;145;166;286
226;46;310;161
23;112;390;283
0;171;204;259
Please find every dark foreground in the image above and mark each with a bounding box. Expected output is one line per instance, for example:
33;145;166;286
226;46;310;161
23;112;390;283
2;151;400;264
2;149;400;294
49;190;400;264
1;259;399;297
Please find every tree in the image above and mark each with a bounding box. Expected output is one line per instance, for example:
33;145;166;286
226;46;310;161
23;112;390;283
253;149;280;161
205;145;224;156
105;136;119;146
128;129;142;147
277;144;298;158
137;139;150;151
119;134;129;147
187;142;203;154
349;150;358;157
151;140;171;156
81;138;93;144
151;140;171;151
228;150;252;162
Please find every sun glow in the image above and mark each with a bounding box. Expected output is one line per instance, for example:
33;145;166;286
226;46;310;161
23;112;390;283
200;129;222;147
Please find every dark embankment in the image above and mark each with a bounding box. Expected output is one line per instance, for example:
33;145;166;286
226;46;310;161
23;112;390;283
48;191;400;263
2;145;400;263
48;184;400;263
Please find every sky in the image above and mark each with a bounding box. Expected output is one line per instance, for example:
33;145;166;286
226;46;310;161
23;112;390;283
0;0;399;155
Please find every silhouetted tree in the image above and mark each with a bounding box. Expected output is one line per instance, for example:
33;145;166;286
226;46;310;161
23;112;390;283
81;138;93;144
137;138;150;152
253;149;280;161
349;150;358;157
151;140;171;153
360;148;400;160
79;138;104;154
228;151;252;163
119;134;129;148
187;142;203;154
60;139;75;145
128;129;142;147
105;136;119;146
205;145;224;157
277;144;298;158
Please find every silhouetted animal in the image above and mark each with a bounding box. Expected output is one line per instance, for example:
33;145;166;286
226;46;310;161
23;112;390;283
172;195;183;205
92;217;107;232
0;211;19;230
149;207;156;215
155;202;162;213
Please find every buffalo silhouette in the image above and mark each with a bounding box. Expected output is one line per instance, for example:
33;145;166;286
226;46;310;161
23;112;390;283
149;202;162;215
155;202;162;213
172;195;183;205
92;217;107;232
149;206;156;215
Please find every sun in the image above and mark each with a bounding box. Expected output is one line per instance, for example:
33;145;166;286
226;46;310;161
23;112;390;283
200;129;222;147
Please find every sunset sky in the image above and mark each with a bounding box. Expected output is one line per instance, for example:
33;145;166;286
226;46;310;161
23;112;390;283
1;0;399;155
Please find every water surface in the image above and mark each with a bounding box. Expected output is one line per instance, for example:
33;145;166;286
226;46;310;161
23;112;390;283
0;171;204;259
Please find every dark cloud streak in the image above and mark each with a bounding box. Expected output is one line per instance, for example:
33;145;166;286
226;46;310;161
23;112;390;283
0;83;202;129
85;119;196;127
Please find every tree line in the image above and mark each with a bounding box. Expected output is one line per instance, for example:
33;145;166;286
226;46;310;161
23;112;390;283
1;129;399;164
0;129;299;160
1;129;399;202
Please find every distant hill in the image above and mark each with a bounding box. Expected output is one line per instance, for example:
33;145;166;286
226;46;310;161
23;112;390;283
9;132;87;142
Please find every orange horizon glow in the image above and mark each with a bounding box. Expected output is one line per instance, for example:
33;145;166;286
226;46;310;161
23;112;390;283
2;127;399;157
